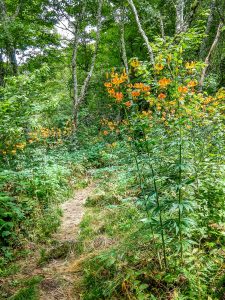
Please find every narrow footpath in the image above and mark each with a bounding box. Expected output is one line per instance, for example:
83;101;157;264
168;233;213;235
0;183;96;300
37;184;95;300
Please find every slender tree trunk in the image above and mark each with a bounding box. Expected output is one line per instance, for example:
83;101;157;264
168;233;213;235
176;0;201;33
71;1;88;127
0;0;18;76
8;47;17;75
119;7;129;79
176;0;185;33
127;0;155;66
199;22;223;89
72;0;103;128
199;0;215;59
159;13;165;41
117;6;130;123
72;31;79;126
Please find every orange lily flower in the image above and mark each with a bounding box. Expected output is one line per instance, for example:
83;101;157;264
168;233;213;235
158;78;171;88
124;101;132;107
104;82;112;88
115;92;124;102
131;90;141;98
158;93;166;99
187;80;198;88
178;86;188;93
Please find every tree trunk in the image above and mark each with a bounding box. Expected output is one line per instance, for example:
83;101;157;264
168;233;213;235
159;13;165;40
71;0;88;128
176;0;201;33
199;22;223;89
72;0;103;129
0;0;18;76
199;0;215;59
8;47;18;75
176;0;185;33
119;7;129;79
72;32;79;127
127;0;155;66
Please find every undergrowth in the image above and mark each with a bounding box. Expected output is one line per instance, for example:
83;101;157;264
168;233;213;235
0;147;89;273
74;142;225;300
0;140;123;299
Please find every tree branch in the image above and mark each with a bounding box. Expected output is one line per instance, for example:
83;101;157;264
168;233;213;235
78;0;103;105
175;0;185;33
159;13;165;41
199;22;223;89
127;0;155;66
118;6;129;79
199;0;215;59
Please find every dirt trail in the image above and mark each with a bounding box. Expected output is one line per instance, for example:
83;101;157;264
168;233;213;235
0;184;95;300
37;184;95;300
56;184;94;242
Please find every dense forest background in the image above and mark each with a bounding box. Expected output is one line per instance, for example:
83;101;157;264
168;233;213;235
0;0;225;299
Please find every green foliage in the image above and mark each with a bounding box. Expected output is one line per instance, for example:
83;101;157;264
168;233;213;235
9;276;43;300
0;149;87;263
0;192;23;246
75;28;225;298
1;0;225;298
77;159;225;299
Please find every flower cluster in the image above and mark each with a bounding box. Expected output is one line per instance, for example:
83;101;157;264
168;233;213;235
158;78;171;89
104;67;151;109
103;55;224;131
100;119;120;136
1;121;74;156
28;123;73;143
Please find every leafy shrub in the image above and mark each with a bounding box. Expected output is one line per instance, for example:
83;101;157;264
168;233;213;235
0;192;24;247
0;151;85;259
77;34;225;296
